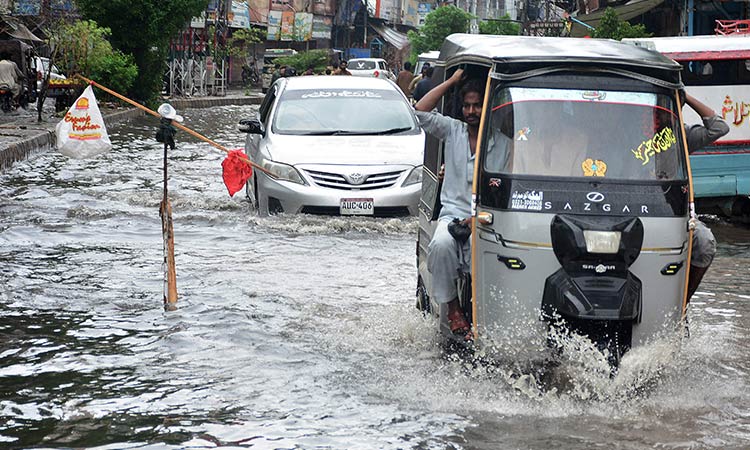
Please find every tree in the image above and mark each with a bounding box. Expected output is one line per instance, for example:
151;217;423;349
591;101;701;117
479;14;520;36
407;6;472;61
274;50;329;74
591;8;652;40
75;0;209;103
42;19;137;113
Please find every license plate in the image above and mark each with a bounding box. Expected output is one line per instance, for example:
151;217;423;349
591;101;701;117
340;198;374;215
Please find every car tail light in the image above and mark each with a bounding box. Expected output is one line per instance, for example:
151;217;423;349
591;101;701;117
373;70;379;78
37;71;42;80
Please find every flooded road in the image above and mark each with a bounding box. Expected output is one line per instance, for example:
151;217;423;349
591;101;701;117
1;105;748;449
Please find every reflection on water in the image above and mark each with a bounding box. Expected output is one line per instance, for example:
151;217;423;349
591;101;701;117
1;106;748;449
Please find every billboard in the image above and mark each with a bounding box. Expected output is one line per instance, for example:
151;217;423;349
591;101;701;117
229;1;251;28
312;15;332;40
267;10;282;40
402;0;420;27
294;12;313;41
280;10;295;41
14;0;40;15
418;3;432;25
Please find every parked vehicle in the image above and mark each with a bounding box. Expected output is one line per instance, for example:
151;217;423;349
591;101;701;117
417;34;691;367
413;51;439;76
0;84;13;112
347;58;396;81
261;49;297;93
33;56;66;92
623;34;750;220
0;39;36;108
239;76;424;216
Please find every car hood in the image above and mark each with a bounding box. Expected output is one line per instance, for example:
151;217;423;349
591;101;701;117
264;133;425;166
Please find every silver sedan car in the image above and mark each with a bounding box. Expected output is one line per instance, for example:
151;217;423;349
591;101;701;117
239;76;425;216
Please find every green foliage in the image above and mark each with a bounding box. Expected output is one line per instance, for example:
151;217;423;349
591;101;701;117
407;6;472;60
90;50;139;96
49;20;111;76
75;0;209;102
48;19;138;96
227;27;265;59
591;8;652;40
274;49;329;74
479;14;520;36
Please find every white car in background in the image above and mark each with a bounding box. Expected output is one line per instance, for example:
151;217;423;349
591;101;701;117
346;58;396;81
239;76;424;216
33;56;66;91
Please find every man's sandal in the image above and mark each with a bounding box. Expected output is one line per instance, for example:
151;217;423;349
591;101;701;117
448;309;470;334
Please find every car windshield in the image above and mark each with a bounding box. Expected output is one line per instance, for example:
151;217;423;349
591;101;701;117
485;87;687;181
349;60;376;70
273;88;417;135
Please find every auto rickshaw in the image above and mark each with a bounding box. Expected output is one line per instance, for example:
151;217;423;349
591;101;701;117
416;34;693;366
0;39;37;108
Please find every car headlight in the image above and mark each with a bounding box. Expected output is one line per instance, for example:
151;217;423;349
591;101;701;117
402;165;423;187
260;157;306;185
583;230;621;254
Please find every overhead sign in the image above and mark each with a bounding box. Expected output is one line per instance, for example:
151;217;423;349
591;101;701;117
267;10;282;40
312;15;332;40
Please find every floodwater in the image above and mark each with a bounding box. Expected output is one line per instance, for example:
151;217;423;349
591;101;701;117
1;105;748;449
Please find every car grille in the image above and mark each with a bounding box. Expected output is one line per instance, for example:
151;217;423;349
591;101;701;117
303;169;405;190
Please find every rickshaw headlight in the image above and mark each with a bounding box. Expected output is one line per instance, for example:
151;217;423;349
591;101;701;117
402;165;423;187
583;230;621;254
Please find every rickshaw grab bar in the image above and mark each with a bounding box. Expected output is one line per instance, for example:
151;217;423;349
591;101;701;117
489;66;683;90
478;227;685;254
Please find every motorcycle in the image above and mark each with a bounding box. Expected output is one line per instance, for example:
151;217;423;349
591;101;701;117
0;84;14;113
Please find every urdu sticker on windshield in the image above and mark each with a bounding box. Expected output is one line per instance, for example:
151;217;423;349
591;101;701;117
301;90;383;99
511;190;543;210
631;126;677;165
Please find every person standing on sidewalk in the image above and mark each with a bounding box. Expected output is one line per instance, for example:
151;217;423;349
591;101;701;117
396;62;414;98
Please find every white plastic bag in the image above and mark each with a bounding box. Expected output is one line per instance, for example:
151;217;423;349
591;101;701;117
55;85;112;159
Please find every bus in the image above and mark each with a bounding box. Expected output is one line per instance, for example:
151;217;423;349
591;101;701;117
625;34;750;219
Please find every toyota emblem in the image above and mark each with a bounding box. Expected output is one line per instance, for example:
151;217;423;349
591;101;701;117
586;191;605;202
348;173;365;185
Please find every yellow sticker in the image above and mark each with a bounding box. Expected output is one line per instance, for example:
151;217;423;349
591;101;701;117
582;158;607;176
631;127;677;165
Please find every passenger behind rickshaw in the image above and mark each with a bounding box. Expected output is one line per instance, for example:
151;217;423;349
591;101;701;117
681;93;729;300
414;68;511;339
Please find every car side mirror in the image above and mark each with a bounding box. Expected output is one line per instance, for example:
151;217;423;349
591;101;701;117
239;118;264;134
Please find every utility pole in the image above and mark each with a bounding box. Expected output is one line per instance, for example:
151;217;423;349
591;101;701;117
470;0;479;33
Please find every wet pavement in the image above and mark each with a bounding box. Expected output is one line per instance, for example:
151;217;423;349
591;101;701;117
0;105;748;449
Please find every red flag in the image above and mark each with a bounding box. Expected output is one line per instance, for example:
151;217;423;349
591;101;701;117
221;149;254;197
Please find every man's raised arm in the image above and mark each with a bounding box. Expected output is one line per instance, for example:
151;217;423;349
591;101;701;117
415;68;464;112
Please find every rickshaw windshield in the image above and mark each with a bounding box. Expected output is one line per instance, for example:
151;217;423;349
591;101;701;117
485;87;687;181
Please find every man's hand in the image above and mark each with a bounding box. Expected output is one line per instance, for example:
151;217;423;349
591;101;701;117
450;68;464;85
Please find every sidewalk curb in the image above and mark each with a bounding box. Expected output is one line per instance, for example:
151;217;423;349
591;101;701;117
0;94;263;172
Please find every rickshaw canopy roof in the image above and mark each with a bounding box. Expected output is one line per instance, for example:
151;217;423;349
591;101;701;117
439;34;682;78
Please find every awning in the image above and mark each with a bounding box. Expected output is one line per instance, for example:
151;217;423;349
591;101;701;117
570;0;664;37
0;15;43;42
370;23;409;50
